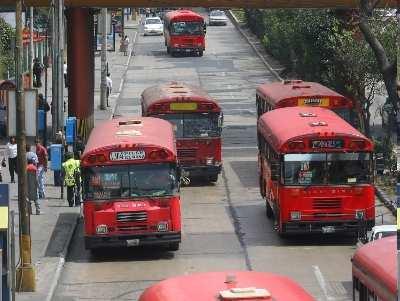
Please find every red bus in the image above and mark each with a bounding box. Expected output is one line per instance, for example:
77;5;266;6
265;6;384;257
139;271;316;301
352;236;397;301
81;117;181;251
256;80;364;131
257;107;374;235
141;82;222;182
163;10;206;57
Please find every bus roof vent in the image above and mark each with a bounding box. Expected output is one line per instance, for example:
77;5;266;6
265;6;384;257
309;121;328;127
220;287;271;300
299;112;317;117
292;85;311;89
283;79;302;85
118;120;142;126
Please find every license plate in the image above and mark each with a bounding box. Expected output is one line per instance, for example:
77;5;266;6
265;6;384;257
185;49;191;52
126;239;140;246
322;226;335;234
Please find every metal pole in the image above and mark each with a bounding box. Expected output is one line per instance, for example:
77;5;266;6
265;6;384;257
29;7;34;89
51;0;58;140
57;0;64;130
100;8;108;110
15;0;35;292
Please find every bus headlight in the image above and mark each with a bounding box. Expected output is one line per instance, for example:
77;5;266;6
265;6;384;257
290;211;301;221
355;210;365;220
206;157;214;165
157;221;169;232
96;224;108;234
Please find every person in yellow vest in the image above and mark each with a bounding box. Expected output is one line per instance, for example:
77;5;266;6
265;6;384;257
62;152;81;207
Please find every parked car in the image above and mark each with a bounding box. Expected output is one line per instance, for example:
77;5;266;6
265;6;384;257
209;10;228;26
143;17;163;36
366;224;396;242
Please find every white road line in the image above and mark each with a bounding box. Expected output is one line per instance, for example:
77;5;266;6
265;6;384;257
313;265;337;301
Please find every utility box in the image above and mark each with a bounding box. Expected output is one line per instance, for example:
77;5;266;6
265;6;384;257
65;117;77;145
0;184;10;301
50;144;63;171
37;109;46;131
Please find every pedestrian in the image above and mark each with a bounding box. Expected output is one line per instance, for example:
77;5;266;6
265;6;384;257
0;157;6;182
38;93;50;112
26;144;38;165
27;158;40;215
62;152;81;207
63;61;68;88
74;135;85;159
123;35;130;56
32;58;44;87
106;73;112;107
35;138;48;199
6;136;17;183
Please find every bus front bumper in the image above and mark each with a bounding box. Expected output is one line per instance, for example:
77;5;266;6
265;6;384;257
171;47;204;53
282;219;375;234
84;232;181;249
183;164;221;177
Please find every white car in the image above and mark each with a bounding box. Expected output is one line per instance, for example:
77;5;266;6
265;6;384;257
366;224;396;242
143;17;163;36
209;10;228;26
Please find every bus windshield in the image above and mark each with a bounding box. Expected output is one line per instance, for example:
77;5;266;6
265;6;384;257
283;152;372;186
170;21;203;35
160;113;221;138
83;163;178;200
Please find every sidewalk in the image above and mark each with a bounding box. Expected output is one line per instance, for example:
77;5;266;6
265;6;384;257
12;18;139;301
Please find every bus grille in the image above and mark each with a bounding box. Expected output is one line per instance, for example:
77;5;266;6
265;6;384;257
313;199;342;210
178;148;197;158
313;212;343;218
117;225;147;232
117;211;147;222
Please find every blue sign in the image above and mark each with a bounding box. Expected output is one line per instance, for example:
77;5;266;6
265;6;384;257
65;117;77;145
50;144;63;171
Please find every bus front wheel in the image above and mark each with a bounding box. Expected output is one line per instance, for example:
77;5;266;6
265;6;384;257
266;201;274;219
168;242;180;251
167;46;170;54
198;50;203;57
208;174;218;183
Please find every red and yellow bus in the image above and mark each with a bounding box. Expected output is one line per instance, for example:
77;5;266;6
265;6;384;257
256;80;364;131
257;107;374;235
139;271;315;301
163;10;206;57
352;236;397;301
141;82;222;182
81;117;181;251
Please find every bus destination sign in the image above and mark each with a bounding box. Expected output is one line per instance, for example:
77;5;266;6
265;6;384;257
298;98;329;107
110;150;146;161
311;139;344;149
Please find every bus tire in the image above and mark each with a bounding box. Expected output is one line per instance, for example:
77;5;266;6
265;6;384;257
168;242;180;251
167;46;170;54
198;50;203;57
208;174;218;182
266;201;274;219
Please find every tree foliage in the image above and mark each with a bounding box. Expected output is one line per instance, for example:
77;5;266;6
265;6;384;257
245;8;397;137
0;16;15;79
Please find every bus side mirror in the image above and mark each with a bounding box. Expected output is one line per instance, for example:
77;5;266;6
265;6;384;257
203;24;207;34
218;114;224;128
270;162;280;181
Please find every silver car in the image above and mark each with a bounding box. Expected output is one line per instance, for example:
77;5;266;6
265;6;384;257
143;17;164;36
209;10;228;26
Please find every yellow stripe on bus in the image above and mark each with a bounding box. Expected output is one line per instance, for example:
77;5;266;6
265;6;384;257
0;207;8;229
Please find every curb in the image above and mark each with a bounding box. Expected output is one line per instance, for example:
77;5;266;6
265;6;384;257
227;10;282;81
375;187;396;216
111;30;138;120
45;214;80;301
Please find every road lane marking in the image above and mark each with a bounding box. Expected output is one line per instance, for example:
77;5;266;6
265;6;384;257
313;265;339;301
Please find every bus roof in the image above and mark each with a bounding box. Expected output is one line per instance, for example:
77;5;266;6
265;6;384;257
141;82;220;112
164;10;204;22
83;117;176;157
258;107;372;152
139;271;315;301
257;80;348;107
352;236;397;296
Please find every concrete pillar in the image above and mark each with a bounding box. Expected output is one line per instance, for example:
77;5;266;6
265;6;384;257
66;8;94;141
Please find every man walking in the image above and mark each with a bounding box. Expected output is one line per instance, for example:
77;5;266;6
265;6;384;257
106;73;112;107
6;136;17;183
35;138;48;199
27;158;40;215
33;58;44;87
62;152;81;207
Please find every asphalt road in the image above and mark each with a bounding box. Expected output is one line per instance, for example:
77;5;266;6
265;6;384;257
53;12;395;301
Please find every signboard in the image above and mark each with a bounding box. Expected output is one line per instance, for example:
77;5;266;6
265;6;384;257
7;90;37;137
298;98;329;107
310;139;344;149
170;102;198;111
110;150;145;161
96;34;115;51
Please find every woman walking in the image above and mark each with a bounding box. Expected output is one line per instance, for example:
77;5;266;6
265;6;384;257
6;136;17;183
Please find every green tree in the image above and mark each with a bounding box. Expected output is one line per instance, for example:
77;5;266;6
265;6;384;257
0;17;15;79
